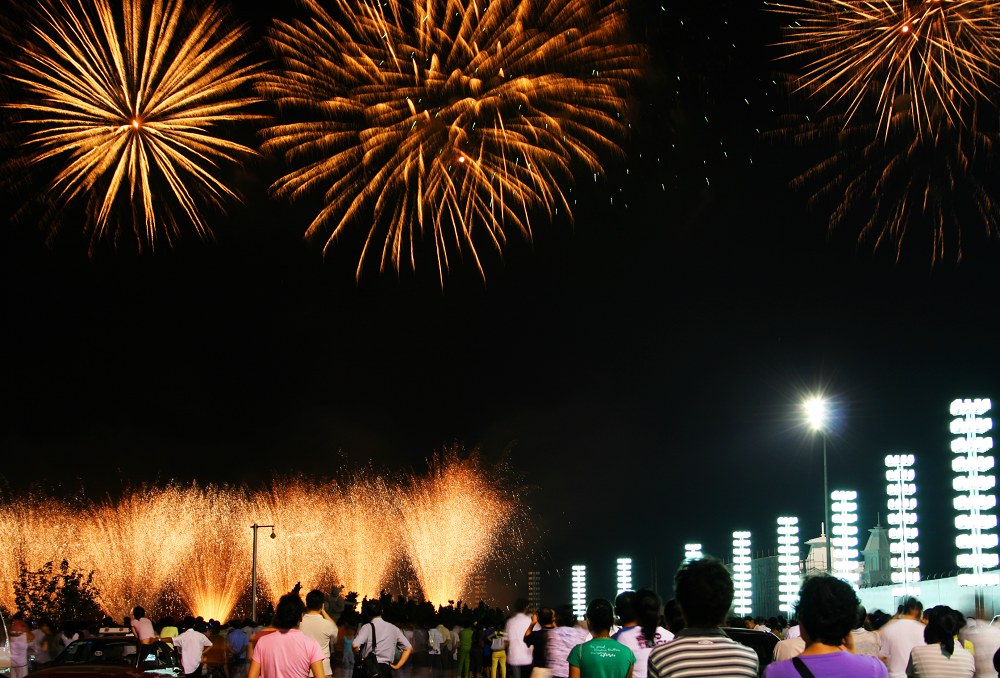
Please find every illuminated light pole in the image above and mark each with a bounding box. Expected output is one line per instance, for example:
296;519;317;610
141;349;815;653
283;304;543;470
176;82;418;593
732;531;752;615
616;558;633;595
684;543;703;561
804;396;832;574
950;398;999;588
885;454;920;597
250;523;276;622
571;565;587;622
777;517;800;614
830;490;860;588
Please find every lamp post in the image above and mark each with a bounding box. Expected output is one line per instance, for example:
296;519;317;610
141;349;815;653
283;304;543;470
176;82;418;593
805;396;832;574
251;523;276;622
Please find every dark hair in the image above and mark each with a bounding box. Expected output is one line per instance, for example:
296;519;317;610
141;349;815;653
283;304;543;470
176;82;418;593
537;607;555;626
902;597;923;616
586;599;614;633
306;590;325;611
615;591;636;625
634;589;662;646
923;606;959;657
275;594;306;630
794;576;858;647
855;606;868;630
556;604;576;628
364;599;384;618
514;598;529;613
663;599;684;634
133;607;145;620
674;557;733;628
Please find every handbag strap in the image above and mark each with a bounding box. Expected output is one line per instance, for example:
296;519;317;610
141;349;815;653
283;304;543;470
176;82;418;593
791;657;816;678
368;622;378;656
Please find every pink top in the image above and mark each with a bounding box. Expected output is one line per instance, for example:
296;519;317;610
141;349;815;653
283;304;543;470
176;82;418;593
252;629;325;678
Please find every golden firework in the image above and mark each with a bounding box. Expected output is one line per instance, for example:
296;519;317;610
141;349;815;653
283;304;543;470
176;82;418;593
7;0;259;251
260;0;640;282
772;0;1000;138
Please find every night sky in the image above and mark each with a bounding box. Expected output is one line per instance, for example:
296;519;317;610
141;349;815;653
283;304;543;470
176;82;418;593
2;0;1000;604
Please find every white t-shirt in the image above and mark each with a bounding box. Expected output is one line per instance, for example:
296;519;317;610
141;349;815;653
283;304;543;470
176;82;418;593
428;628;444;655
299;614;338;676
173;629;213;675
505;613;534;666
611;626;673;678
878;618;926;678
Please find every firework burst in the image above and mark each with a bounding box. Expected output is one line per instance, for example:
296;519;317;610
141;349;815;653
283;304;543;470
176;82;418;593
260;0;640;281
772;0;1000;138
6;0;259;251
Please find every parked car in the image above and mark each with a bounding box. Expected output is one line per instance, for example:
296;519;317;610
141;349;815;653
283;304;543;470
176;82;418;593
30;631;181;678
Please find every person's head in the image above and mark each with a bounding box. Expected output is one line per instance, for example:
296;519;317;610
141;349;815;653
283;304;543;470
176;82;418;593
364;599;384;618
585;599;614;634
674;557;733;628
923;606;960;656
794;576;859;647
193;619;208;634
614;591;636;626
555;604;576;628
902;597;923;619
537;607;555;626
306;589;325;612
274;594;306;630
513;598;529;614
744;616;755;629
855;605;868;630
663;599;684;634
634;589;662;644
133;607;145;620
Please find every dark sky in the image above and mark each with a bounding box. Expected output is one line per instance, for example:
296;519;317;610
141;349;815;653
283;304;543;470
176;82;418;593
2;0;999;604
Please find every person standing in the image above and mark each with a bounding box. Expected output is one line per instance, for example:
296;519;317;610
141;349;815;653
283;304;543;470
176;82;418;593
132;607;157;644
647;557;758;678
762;576;886;678
524;608;556;678
300;590;339;678
457;624;475;678
227;623;251;678
567;599;635;678
174;619;215;678
429;624;446;678
878;597;926;678
249;594;325;678
489;629;507;678
10;617;31;678
547;607;588;678
612;590;672;678
906;606;975;678
352;600;412;678
506;600;534;678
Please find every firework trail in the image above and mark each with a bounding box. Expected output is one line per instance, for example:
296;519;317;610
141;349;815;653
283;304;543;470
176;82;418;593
398;449;517;605
772;0;1000;138
6;0;259;251
260;0;640;282
0;493;74;612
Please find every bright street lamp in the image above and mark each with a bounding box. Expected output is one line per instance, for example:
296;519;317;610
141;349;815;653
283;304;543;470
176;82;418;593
251;523;276;622
804;395;832;574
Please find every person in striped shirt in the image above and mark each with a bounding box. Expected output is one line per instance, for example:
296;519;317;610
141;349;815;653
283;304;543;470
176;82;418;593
647;557;758;678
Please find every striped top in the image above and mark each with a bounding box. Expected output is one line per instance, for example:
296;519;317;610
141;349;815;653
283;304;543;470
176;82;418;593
906;644;975;678
647;628;758;678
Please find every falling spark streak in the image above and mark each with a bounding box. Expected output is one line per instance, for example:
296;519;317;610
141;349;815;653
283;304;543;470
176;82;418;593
7;0;260;251
260;0;640;283
771;0;1000;139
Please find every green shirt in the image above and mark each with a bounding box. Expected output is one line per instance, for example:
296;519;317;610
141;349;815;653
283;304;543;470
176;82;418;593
459;627;474;651
568;638;636;678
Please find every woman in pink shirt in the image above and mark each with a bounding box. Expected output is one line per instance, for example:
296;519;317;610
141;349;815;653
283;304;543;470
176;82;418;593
249;594;326;678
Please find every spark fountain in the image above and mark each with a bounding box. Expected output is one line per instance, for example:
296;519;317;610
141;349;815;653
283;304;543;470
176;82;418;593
0;451;522;618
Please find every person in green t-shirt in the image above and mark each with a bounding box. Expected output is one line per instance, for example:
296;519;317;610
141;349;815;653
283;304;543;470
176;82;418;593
568;599;636;678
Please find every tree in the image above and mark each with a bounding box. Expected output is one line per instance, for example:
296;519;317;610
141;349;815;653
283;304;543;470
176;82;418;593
14;560;104;625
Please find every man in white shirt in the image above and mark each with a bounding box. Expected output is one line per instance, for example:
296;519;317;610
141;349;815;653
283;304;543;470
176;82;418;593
353;600;412;678
504;599;533;678
300;590;339;678
173;618;214;678
878;597;926;678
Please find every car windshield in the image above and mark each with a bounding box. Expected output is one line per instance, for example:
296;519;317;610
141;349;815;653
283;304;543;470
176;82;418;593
58;639;138;666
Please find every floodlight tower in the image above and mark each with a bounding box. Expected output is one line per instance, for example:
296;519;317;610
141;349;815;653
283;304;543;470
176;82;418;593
616;557;633;595
777;517;800;614
684;543;703;561
571;565;587;621
885;454;920;597
804;396;832;574
830;490;860;588
732;531;752;615
951;398;999;588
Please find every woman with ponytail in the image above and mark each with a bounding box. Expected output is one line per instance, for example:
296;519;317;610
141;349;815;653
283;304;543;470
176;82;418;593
906;606;974;677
